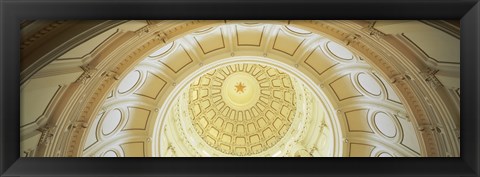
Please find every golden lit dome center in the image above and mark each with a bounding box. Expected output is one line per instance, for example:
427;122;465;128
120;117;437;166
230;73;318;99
222;72;260;110
188;63;297;156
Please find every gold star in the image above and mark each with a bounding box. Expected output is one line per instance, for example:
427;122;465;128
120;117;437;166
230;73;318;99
234;82;246;93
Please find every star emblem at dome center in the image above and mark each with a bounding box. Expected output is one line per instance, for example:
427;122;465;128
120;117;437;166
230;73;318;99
235;82;246;93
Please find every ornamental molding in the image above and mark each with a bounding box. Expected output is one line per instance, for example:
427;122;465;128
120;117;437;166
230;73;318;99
21;20;67;50
34;20;458;157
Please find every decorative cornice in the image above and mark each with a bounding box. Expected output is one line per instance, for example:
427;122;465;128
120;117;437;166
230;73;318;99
63;23;174;156
101;70;120;80
420;67;444;89
21;21;67;50
37;124;57;146
75;65;98;84
343;33;361;46
361;21;386;39
21;20;127;85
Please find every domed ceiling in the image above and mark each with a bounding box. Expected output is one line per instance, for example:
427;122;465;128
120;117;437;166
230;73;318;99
17;20;461;158
56;21;459;157
167;59;326;157
188;63;297;155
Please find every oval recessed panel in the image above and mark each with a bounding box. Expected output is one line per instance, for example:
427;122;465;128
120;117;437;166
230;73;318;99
103;150;118;157
149;42;174;57
326;41;354;60
102;109;122;135
358;73;382;96
285;26;312;34
118;70;141;93
378;152;393;157
374;112;397;138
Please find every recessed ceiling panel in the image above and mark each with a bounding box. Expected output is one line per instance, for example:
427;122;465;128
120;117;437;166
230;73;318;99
118;70;141;93
101;109;122;135
304;47;338;76
124;107;150;130
349;143;375;157
236;25;265;46
373;112;397;138
357;73;382;96
103;150;118;157
272;30;305;56
329;74;363;101
345;109;373;133
133;72;166;100
120;142;145;157
326;41;354;60
194;28;225;54
157;45;193;73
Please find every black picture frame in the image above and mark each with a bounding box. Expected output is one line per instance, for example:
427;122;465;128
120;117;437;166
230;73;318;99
1;0;479;176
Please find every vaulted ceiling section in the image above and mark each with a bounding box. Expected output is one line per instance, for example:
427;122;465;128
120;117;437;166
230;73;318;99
20;20;460;157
